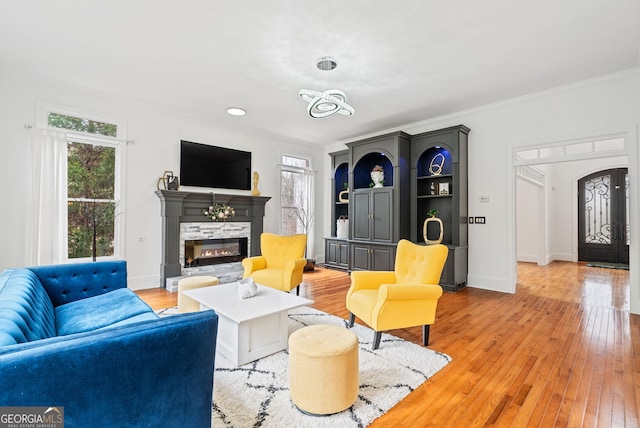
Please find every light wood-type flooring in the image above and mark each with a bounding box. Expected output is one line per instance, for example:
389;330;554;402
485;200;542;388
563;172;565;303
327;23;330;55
136;261;639;427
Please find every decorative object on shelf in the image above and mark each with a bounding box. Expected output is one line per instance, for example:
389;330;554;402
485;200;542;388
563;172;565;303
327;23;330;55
430;182;437;195
370;165;384;188
251;171;261;196
299;57;355;119
438;182;449;195
429;153;446;176
338;182;349;202
157;170;179;190
237;278;258;299
203;203;236;221
167;174;179;190
336;215;349;239
423;210;444;245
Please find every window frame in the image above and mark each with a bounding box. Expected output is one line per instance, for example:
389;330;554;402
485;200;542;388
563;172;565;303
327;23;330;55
279;154;315;256
37;102;127;262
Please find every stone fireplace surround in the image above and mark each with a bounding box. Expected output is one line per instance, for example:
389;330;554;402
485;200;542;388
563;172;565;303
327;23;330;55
156;190;271;290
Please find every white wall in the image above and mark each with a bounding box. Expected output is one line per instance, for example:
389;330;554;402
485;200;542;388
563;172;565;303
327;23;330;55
324;69;640;315
516;176;543;263
0;68;325;289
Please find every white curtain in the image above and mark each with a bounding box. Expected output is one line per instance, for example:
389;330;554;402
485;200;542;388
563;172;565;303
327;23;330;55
27;128;68;265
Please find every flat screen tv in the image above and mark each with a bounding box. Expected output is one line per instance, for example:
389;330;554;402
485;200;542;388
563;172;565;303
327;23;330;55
180;140;251;190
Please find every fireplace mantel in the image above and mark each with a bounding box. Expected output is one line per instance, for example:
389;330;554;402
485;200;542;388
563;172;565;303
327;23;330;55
156;190;271;287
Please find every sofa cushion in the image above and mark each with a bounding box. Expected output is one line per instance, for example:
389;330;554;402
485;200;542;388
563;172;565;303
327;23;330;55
55;288;158;336
0;269;56;347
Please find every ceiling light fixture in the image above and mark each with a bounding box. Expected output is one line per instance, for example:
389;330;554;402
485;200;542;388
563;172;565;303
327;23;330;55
299;57;354;119
226;107;246;116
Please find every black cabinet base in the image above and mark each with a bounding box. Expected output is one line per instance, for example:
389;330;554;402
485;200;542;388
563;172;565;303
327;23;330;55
441;281;467;292
439;245;468;292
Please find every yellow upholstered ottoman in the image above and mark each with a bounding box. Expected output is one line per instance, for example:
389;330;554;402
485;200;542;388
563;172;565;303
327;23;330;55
288;324;359;415
177;276;219;313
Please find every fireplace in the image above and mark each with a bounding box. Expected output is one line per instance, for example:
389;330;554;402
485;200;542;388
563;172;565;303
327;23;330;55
155;190;271;289
184;237;248;268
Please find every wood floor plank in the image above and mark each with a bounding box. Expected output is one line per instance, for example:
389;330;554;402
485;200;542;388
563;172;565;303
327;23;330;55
135;261;640;427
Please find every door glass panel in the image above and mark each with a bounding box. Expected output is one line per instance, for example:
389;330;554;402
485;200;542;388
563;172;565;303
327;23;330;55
584;174;611;244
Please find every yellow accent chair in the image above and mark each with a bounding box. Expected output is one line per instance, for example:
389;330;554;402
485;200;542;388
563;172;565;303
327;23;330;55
346;239;448;350
242;233;308;295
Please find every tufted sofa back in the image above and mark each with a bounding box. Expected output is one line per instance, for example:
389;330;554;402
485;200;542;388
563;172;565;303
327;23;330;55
0;269;56;347
27;260;127;307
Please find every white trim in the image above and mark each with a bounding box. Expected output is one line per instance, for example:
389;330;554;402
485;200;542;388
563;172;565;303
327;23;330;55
36;102;128;261
509;123;639;315
628;125;639;315
279;155;315;257
512;125;632;166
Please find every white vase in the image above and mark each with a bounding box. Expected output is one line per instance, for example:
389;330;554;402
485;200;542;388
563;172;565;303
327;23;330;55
370;171;384;188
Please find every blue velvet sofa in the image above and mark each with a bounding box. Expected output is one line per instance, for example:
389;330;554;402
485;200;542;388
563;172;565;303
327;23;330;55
0;261;218;428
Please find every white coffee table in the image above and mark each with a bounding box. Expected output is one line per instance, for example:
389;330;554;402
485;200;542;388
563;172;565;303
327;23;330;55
183;282;313;366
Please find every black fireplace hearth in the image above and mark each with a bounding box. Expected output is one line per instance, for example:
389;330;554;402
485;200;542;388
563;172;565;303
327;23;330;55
184;237;248;268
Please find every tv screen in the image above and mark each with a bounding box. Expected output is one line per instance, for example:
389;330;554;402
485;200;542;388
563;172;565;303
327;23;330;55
180;141;251;190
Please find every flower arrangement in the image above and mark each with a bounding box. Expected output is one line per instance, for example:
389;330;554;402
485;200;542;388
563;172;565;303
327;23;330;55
203;203;235;221
371;165;384;172
427;209;439;218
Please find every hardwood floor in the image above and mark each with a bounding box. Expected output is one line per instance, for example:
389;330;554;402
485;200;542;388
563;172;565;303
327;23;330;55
136;261;639;427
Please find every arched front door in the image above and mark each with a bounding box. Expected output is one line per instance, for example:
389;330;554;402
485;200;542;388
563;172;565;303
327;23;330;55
578;168;629;264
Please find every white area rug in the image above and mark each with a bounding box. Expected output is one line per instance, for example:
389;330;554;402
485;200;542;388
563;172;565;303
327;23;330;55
157;307;451;428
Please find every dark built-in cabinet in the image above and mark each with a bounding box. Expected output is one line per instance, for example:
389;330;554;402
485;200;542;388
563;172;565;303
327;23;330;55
411;125;470;291
325;150;350;269
347;131;411;271
324;125;469;291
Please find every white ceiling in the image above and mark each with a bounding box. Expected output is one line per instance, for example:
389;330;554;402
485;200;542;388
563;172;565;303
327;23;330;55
1;0;638;145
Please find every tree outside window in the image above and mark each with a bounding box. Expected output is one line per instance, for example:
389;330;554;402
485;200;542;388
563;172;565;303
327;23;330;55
67;141;116;260
280;155;314;258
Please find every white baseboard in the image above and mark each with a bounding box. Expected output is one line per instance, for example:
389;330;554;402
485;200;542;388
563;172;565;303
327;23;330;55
516;253;538;263
128;274;161;291
467;274;514;294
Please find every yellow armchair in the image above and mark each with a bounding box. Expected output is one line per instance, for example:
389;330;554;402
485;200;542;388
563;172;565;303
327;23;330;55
242;233;308;295
346;239;448;349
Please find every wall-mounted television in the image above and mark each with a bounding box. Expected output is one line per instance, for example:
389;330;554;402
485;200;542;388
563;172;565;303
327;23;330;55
180;140;251;190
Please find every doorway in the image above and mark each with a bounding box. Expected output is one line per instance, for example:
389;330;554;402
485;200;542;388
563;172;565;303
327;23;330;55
578;168;629;264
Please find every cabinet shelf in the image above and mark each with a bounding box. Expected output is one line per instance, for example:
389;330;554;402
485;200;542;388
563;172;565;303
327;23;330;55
417;174;453;180
417;194;453;199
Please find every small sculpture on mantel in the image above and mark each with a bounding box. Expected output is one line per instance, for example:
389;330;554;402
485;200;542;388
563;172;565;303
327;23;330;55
251;171;261;196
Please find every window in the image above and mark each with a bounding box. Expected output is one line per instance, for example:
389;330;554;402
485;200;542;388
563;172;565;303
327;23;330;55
66;140;117;259
280;155;314;257
42;106;125;261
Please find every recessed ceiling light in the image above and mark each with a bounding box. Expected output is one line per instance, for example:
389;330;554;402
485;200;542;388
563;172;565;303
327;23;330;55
226;107;246;116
